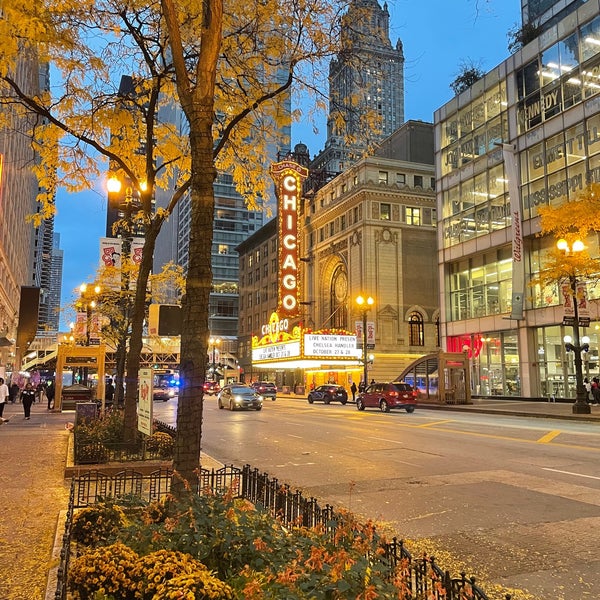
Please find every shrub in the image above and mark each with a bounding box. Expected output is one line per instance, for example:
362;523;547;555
71;503;126;547
69;542;139;599
146;431;174;458
69;542;233;600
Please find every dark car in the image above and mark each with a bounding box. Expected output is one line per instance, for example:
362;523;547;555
218;384;263;411
356;382;417;413
203;381;221;395
251;381;277;400
307;385;348;405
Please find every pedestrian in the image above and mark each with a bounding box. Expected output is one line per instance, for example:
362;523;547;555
9;382;19;403
592;378;600;406
358;381;366;393
350;381;357;402
20;382;35;420
0;377;9;422
584;377;592;404
105;379;115;406
46;380;55;410
35;381;47;404
370;378;376;385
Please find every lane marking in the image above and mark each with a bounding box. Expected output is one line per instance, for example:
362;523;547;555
368;436;404;445
417;419;455;428
537;430;562;444
542;467;600;481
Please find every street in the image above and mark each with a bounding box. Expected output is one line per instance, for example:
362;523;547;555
154;396;600;599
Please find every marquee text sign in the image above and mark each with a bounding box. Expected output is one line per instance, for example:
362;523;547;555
270;159;308;318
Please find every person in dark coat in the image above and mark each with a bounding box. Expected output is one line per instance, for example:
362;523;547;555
46;381;55;410
9;382;19;404
350;382;357;402
20;382;36;420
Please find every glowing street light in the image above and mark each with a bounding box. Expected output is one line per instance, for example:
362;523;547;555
557;238;591;414
356;295;374;389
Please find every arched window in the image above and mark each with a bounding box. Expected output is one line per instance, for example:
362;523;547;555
408;312;424;346
330;266;348;330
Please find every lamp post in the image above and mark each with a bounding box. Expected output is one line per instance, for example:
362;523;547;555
209;337;221;382
356;295;374;389
78;283;101;346
557;238;591;415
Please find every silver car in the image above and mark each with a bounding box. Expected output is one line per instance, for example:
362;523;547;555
218;385;264;411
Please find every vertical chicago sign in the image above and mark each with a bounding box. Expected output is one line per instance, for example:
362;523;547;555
270;159;308;319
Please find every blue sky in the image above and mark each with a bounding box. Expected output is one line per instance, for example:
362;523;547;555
55;0;521;329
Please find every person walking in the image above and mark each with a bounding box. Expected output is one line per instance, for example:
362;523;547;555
350;381;357;403
46;380;55;410
8;382;19;404
0;377;9;422
592;378;600;406
20;382;35;420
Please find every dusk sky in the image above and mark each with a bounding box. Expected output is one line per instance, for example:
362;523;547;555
55;0;521;329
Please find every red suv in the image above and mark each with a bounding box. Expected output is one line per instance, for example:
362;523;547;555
356;382;417;413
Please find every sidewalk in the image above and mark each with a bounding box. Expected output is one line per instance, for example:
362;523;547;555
1;395;598;599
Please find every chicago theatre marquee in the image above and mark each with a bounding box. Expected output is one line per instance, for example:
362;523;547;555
249;159;363;385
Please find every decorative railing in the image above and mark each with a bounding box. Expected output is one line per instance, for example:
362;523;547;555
55;465;510;600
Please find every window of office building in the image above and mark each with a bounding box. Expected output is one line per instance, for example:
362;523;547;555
396;173;406;185
405;207;421;225
408;312;424;346
380;203;391;220
520;119;600;219
441;163;509;247
414;175;423;188
378;171;388;184
448;248;513;321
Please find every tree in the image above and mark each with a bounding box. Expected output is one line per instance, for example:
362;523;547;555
449;59;484;95
533;183;600;298
0;0;345;491
507;21;542;54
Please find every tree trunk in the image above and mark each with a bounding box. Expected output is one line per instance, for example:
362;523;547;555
122;223;161;442
171;122;215;493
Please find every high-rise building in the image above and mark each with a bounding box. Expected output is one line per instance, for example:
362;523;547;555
47;233;64;333
0;49;42;372
309;0;404;181
153;85;291;346
435;0;600;399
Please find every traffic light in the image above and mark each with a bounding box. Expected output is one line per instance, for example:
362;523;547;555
149;304;182;336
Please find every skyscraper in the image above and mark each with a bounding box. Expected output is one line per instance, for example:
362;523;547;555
310;0;405;180
0;49;42;371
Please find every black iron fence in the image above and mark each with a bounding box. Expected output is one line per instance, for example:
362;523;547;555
73;419;175;464
55;464;511;600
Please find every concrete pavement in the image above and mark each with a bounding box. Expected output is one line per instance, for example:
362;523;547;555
1;395;598;599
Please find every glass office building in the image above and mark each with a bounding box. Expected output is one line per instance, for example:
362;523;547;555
435;0;600;398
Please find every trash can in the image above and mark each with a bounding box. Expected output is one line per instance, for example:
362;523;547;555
61;384;94;411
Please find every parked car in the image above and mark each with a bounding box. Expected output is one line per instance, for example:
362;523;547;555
218;384;263;411
251;381;277;400
307;385;348;405
203;381;221;395
356;382;417;413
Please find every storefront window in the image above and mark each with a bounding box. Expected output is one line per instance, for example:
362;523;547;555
451;331;520;396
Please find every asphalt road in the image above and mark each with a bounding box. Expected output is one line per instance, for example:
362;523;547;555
154;396;600;600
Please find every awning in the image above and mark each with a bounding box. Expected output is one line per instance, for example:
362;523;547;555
254;358;362;370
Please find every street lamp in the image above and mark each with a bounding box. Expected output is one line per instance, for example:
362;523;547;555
356;295;374;389
78;283;101;346
209;337;221;382
557;238;591;414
